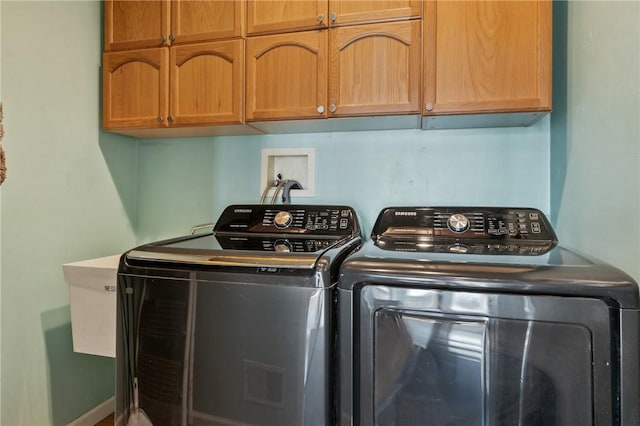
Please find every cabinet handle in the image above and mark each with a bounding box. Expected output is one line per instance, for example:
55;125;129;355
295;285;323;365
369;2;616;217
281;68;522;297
157;116;163;122
168;34;175;42
160;35;166;44
329;12;337;22
167;115;174;123
317;14;324;23
329;104;337;113
317;105;325;114
425;102;434;111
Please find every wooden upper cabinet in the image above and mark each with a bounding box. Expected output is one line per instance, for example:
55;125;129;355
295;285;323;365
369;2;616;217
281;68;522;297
246;31;328;120
246;1;421;35
171;1;244;44
103;40;243;131
170;40;244;126
423;0;552;115
105;0;244;52
102;48;169;129
105;0;170;51
246;0;328;35
329;20;421;116
329;0;422;26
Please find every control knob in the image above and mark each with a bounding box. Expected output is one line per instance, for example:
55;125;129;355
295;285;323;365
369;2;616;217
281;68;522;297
447;213;470;233
274;239;292;252
274;211;293;229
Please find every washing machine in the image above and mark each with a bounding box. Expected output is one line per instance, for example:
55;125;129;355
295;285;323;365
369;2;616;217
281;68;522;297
338;206;640;426
116;204;361;426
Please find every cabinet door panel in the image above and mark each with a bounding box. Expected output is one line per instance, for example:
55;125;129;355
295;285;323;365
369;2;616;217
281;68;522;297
246;31;328;120
105;0;169;51
329;0;422;26
171;1;244;44
103;49;169;129
330;21;421;116
424;0;551;114
247;0;328;35
170;40;244;126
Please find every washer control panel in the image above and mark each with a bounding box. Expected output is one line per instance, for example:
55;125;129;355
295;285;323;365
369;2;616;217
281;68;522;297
215;204;359;236
263;207;353;232
373;207;557;255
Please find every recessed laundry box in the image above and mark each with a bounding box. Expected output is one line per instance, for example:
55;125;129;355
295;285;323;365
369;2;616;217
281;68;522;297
63;254;121;358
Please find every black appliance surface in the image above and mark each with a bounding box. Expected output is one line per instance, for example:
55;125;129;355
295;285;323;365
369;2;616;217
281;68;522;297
338;206;640;426
117;204;361;426
127;204;360;270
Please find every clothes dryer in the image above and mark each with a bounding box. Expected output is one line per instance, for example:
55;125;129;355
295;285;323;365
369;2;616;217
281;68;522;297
338;206;639;426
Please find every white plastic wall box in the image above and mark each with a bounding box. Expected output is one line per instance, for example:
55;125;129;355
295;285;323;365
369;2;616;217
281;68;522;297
63;254;121;358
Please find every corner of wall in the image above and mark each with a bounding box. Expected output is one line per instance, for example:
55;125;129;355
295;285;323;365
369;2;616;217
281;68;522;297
549;0;569;226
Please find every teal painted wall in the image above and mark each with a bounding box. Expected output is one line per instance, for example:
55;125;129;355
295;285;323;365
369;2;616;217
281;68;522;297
551;1;640;281
136;138;215;243
1;1;137;424
0;0;637;424
135;123;551;244
0;1;3;418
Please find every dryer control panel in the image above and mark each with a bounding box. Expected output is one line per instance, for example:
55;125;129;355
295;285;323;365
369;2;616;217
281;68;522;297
373;207;557;255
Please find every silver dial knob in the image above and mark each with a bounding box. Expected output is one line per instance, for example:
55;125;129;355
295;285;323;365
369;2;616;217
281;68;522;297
274;240;292;252
447;213;470;233
274;211;293;229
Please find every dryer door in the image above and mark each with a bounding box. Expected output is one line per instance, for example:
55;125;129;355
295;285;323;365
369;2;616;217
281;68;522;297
356;286;615;426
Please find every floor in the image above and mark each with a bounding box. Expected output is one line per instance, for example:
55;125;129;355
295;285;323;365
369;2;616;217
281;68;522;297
95;413;114;426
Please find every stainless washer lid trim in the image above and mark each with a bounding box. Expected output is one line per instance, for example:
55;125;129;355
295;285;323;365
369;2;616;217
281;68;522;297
126;248;322;269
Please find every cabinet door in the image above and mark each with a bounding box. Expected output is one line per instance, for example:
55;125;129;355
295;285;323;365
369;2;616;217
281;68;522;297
103;48;169;129
104;0;170;51
329;20;421;117
328;0;422;26
246;31;328;121
171;0;244;44
247;0;328;35
423;0;552;115
170;40;244;126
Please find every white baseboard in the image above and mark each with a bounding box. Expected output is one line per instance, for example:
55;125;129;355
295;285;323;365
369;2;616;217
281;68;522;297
66;396;115;426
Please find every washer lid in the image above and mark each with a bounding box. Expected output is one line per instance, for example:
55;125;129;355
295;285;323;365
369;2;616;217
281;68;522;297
125;204;362;270
126;233;350;269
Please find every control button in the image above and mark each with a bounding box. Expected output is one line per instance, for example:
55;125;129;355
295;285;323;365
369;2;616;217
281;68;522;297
447;214;470;233
273;211;293;229
274;240;292;252
531;222;541;233
341;209;350;217
529;212;539;220
448;244;469;254
339;218;349;229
